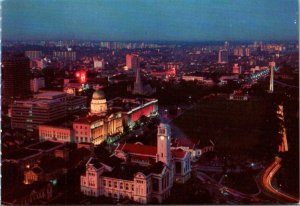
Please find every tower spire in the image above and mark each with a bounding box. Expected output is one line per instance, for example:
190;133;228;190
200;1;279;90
133;67;144;95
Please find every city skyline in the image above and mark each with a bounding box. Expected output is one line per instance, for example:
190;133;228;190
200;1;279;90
3;0;299;42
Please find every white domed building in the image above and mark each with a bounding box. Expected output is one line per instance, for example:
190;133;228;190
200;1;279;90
72;88;123;145
90;89;107;116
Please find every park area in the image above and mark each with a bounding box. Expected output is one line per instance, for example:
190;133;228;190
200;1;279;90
173;97;279;157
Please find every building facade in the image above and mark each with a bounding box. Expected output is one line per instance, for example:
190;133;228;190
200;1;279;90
11;91;86;131
2;54;31;103
80;123;191;204
218;49;228;63
126;54;140;70
73;90;123;145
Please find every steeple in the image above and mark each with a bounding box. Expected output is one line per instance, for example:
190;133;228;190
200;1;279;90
133;67;144;95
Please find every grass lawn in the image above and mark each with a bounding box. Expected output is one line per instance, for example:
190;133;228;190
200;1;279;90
173;97;279;157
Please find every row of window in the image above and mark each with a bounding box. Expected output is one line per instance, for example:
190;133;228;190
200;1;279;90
76;136;89;142
76;131;88;135
75;125;88;129
103;180;134;191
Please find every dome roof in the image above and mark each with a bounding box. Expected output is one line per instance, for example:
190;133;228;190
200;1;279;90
92;90;105;100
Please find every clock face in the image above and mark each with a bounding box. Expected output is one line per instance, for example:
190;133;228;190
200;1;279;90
160;136;164;140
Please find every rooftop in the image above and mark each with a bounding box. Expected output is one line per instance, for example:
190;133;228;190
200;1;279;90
35;91;67;100
3;148;41;160
102;163;144;180
108;97;157;112
27;141;63;151
73;110;121;124
115;143;157;157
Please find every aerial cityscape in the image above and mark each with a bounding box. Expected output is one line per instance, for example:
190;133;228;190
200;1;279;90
1;0;299;205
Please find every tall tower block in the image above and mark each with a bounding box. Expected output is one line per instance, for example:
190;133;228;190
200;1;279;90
269;61;275;93
156;123;171;166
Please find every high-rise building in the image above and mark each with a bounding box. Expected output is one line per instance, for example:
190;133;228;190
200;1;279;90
224;41;229;50
2;54;31;102
245;48;250;57
126;54;140;70
25;51;43;60
53;51;76;61
218;50;228;63
234;47;244;56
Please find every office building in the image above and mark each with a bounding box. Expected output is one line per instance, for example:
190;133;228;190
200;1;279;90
218;50;228;63
53;51;76;61
126;54;140;70
25;51;43;60
2;54;31;102
11;91;86;131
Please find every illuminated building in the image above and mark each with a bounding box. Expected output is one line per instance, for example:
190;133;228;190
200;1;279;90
229;90;249;101
126;54;140;70
75;70;87;84
90;89;108;116
245;47;250;57
232;63;240;74
25;50;43;60
93;58;105;70
39;124;74;143
80;123;191;203
218;49;228;63
150;68;176;79
108;97;158;128
73;89;123;145
182;75;204;81
11;91;86;131
53;51;76;61
2;54;31;102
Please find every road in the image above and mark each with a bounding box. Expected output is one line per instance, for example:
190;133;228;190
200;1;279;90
258;156;299;203
195;169;261;203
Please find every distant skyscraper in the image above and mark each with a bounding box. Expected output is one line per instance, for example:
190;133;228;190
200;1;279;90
25;50;43;60
245;48;250;57
269;61;275;93
126;54;140;70
2;54;31;102
218;50;228;63
53;51;76;61
224;41;229;50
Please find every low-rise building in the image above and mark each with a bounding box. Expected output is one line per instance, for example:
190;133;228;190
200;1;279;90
80;123;191;204
108;97;158;128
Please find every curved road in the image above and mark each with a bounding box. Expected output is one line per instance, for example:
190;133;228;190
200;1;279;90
258;156;299;203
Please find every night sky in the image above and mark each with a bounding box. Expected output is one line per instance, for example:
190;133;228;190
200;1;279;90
2;0;299;41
